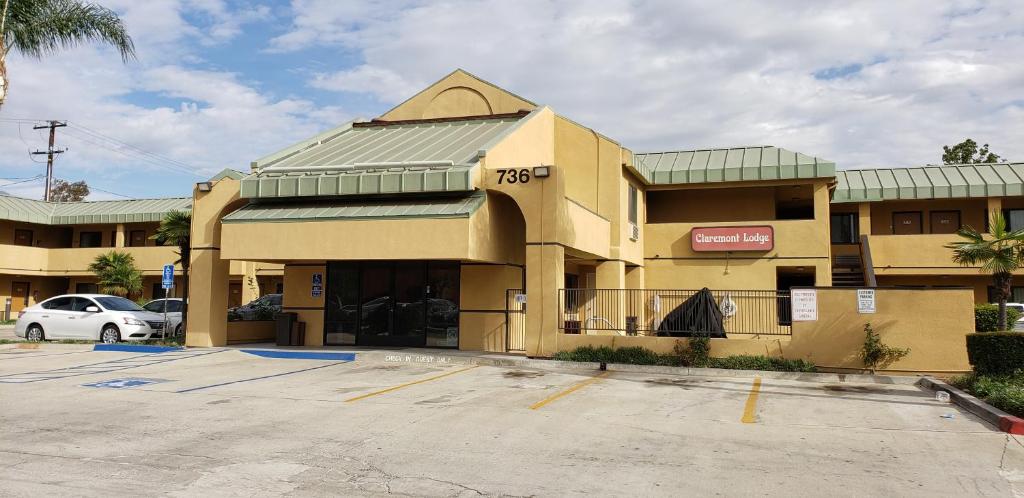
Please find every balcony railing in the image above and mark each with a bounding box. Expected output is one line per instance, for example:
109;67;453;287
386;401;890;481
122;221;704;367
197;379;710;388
558;288;793;337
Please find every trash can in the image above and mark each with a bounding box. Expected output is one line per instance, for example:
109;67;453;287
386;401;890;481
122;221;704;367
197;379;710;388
290;321;306;347
274;312;298;346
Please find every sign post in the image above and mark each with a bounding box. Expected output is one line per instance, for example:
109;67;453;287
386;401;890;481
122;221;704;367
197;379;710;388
162;264;175;338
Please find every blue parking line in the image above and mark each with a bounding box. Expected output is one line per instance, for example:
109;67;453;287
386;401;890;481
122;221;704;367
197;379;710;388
0;349;226;384
239;350;356;361
175;361;350;393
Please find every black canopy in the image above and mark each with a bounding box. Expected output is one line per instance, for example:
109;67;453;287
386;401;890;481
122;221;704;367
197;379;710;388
656;288;727;338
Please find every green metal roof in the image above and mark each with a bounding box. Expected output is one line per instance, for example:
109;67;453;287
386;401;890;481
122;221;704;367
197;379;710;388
0;195;191;225
832;163;1024;203
222;192;485;223
241;113;531;199
631;146;836;185
209;168;245;181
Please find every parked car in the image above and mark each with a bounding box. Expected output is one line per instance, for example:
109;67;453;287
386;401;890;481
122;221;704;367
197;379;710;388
142;298;185;337
229;294;282;321
15;294;166;343
1005;303;1024;331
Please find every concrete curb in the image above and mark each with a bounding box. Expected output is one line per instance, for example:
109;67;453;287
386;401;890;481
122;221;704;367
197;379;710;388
0;342;93;351
347;349;921;385
917;377;1024;434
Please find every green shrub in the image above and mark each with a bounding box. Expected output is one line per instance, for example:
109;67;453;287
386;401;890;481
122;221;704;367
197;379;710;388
860;323;910;371
950;372;1024;417
974;304;1022;332
966;332;1024;375
709;355;817;372
552;345;615;363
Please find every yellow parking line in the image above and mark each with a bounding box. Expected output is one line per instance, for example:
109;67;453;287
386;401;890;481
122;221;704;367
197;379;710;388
530;371;610;410
344;365;479;402
741;377;762;423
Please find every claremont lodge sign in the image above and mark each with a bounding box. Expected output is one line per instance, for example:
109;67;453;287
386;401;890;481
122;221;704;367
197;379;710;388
691;226;775;252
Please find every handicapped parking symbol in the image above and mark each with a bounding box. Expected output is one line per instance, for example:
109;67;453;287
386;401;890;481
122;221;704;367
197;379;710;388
83;378;161;389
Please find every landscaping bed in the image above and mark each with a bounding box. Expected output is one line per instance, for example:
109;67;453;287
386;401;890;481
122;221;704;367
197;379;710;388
949;373;1024;418
551;343;816;372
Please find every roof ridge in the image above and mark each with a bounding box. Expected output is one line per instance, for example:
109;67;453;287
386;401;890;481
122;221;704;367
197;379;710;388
636;145;775;155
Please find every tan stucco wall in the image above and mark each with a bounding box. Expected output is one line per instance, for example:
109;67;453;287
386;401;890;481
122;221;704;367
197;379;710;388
460;264;522;351
868;198;988;235
379;70;536;121
226;320;275;344
281;264;326;347
556;288;973;374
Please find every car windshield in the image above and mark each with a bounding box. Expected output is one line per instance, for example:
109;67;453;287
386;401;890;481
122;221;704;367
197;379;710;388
95;296;145;312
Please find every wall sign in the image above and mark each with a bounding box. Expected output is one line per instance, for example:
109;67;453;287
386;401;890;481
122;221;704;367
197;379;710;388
857;289;876;314
311;272;323;298
791;289;818;321
691;226;774;252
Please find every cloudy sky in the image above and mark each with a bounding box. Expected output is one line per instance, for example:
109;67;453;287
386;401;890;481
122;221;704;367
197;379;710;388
1;0;1021;200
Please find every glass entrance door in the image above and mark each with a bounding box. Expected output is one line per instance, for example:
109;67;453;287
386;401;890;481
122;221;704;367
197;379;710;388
325;261;457;347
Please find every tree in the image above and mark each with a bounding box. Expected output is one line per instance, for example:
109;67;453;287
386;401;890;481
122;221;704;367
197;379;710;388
88;250;142;297
0;0;135;105
942;139;1002;165
946;212;1024;331
49;179;88;201
152;210;191;334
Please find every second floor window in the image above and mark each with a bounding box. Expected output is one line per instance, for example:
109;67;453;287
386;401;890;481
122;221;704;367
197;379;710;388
14;229;33;246
1005;209;1024;232
628;184;638;225
79;231;102;248
830;213;858;244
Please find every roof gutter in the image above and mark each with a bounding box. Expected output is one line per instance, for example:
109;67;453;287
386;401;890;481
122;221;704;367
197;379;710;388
256;160;458;175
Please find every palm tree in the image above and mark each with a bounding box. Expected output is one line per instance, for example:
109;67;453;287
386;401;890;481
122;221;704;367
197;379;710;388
946;212;1024;331
88;250;142;297
0;0;135;105
152;210;191;334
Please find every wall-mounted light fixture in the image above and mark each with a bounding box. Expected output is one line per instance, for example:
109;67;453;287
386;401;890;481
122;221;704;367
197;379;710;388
533;165;552;178
196;182;213;192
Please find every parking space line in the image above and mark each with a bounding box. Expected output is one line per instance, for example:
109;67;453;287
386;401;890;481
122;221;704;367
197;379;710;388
529;371;610;410
176;361;351;393
344;365;479;403
741;377;762;423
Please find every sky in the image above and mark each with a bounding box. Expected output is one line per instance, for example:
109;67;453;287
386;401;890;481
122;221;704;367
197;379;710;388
1;0;1022;200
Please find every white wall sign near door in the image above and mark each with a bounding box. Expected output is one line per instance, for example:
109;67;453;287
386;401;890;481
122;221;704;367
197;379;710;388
857;289;876;314
791;289;818;321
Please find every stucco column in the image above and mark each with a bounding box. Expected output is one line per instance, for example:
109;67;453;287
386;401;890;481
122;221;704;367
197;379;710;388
115;224;126;247
525;243;564;357
186;249;230;347
988;197;1002;225
242;261;260;304
857;203;871;237
595;260;627;332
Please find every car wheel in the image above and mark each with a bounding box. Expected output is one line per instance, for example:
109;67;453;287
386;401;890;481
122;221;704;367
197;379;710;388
26;324;44;342
100;325;120;344
174;324;183;338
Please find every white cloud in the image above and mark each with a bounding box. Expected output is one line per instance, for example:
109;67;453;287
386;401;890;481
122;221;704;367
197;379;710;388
274;0;1024;168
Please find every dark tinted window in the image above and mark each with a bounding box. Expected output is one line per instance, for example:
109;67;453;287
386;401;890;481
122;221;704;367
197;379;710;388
79;231;102;248
830;213;859;243
145;300;182;313
72;297;98;311
42;297;74;310
267;294;282;306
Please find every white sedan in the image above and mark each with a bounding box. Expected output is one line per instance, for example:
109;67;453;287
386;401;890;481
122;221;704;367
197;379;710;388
142;298;184;337
15;294;166;343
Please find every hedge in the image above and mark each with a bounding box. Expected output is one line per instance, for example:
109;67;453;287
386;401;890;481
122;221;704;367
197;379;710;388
974;304;1022;332
966;333;1024;375
551;345;817;372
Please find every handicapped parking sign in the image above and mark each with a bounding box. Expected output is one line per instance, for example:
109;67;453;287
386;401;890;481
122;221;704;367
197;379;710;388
162;264;175;289
311;272;323;298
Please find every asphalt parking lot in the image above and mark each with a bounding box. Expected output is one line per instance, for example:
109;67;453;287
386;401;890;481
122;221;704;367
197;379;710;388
1;346;1022;497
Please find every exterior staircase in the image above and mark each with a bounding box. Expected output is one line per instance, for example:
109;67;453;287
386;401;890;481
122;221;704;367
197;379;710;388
831;235;877;288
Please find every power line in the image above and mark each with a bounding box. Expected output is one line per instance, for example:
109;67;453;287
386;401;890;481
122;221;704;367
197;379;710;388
30;121;66;201
59;128;200;176
0;175;45;187
66;122;203;176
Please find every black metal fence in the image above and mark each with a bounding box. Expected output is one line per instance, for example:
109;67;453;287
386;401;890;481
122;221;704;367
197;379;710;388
558;288;793;337
505;288;526;352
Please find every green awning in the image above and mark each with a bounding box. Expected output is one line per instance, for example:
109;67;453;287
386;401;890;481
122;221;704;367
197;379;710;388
0;195;191;225
631;146;836;185
222;192;485;223
832;163;1024;203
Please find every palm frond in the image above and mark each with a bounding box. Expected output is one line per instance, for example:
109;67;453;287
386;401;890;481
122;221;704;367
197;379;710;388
5;0;135;60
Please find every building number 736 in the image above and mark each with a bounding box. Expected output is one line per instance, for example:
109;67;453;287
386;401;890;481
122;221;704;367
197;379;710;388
495;168;531;184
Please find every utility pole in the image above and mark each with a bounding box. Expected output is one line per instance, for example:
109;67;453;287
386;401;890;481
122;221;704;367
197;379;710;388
31;120;67;201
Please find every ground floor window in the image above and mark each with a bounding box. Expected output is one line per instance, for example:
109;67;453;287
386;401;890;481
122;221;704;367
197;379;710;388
324;261;460;348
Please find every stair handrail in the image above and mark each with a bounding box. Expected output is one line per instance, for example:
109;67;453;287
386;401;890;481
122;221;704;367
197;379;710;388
859;234;877;287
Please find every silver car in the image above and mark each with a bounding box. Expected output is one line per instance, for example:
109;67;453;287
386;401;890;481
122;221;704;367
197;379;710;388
142;298;184;337
15;294;166;343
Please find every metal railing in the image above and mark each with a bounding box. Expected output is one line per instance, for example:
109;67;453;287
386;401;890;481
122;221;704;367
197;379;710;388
558;288;793;337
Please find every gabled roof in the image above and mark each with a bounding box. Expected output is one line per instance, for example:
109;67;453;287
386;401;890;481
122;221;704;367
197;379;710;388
0;195;191;225
832;163;1024;203
209;168;245;181
222;192;484;223
240;111;535;199
631;146;836;185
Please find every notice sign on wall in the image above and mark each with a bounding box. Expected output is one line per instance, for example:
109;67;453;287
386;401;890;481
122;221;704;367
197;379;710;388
857;289;876;314
791;289;818;321
311;272;323;298
691;226;774;252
